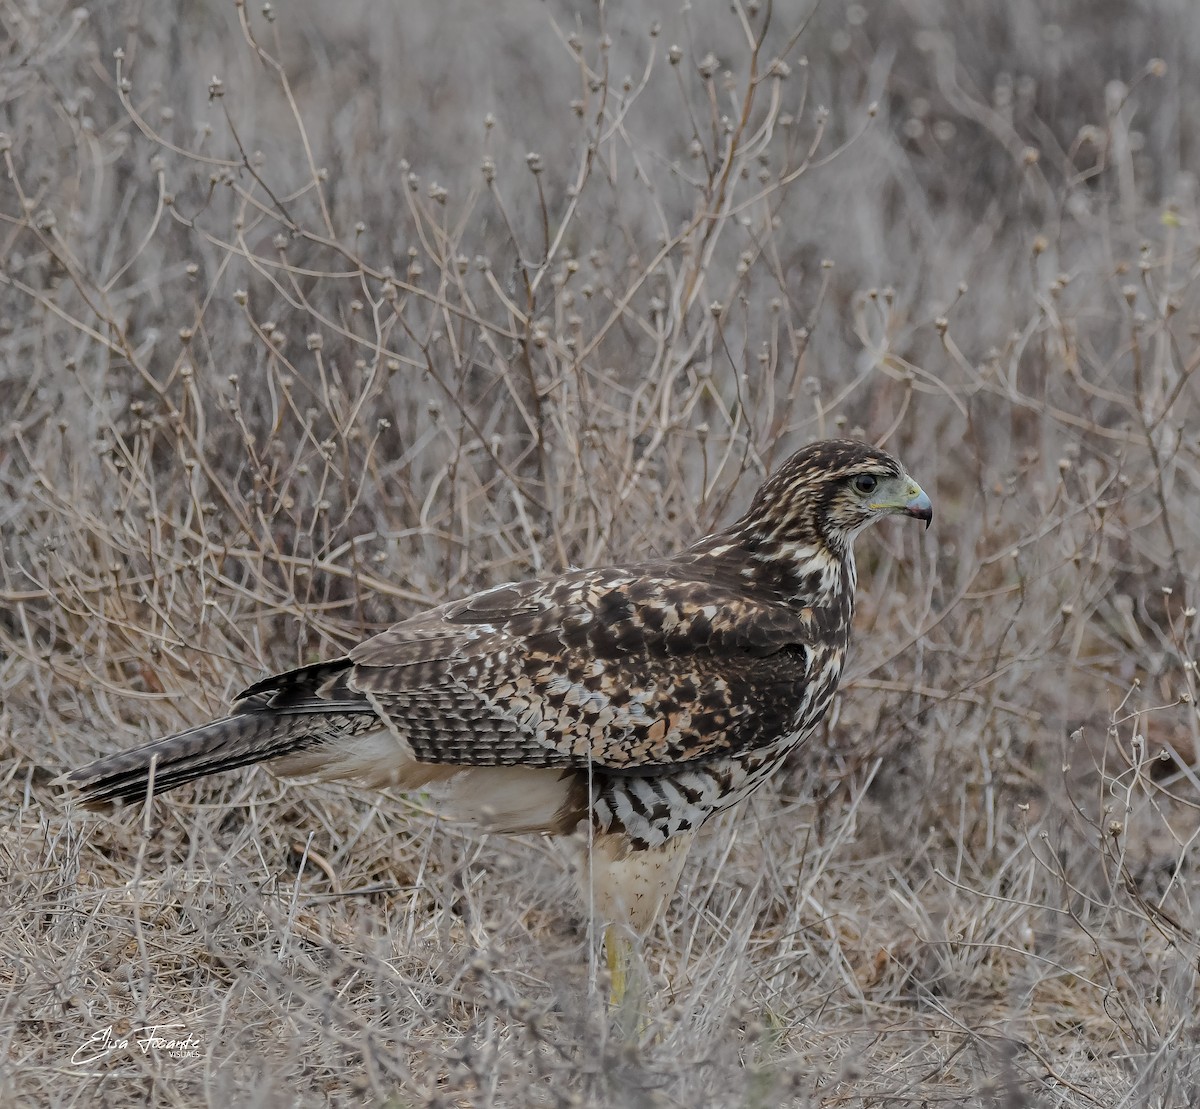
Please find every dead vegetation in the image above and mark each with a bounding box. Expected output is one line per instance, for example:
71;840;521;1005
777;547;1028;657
2;0;1200;1104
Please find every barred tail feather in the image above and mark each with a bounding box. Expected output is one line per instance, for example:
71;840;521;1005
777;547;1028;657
61;713;328;806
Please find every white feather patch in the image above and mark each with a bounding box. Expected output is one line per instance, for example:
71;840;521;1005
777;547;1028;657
436;766;576;834
276;730;576;834
566;830;696;933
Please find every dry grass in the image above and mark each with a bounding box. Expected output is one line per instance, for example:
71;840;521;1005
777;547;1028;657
2;0;1200;1104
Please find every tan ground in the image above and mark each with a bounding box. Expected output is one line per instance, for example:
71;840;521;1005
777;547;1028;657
2;1;1199;1104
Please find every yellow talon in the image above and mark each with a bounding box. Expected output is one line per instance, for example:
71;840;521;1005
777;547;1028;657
604;923;653;1039
605;923;629;1008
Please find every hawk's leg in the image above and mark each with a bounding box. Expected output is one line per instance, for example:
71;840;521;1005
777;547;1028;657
574;829;696;1014
609;916;648;1012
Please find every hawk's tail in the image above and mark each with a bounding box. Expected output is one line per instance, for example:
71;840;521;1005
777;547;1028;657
59;712;329;806
60;659;374;806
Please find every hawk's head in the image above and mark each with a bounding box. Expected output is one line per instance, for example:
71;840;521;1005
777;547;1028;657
736;439;932;553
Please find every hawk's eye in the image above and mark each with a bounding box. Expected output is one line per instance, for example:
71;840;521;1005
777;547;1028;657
853;474;878;495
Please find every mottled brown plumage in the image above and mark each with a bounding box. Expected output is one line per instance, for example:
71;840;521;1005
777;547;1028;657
64;439;931;950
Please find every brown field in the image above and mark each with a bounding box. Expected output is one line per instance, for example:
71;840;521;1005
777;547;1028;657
2;1;1199;1104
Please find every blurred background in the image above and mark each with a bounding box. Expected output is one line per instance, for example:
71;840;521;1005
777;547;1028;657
2;1;1199;1104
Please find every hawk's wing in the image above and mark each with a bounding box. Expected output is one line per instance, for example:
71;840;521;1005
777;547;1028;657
335;566;837;772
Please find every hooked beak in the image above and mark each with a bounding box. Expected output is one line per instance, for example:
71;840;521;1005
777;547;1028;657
871;482;933;530
902;488;933;529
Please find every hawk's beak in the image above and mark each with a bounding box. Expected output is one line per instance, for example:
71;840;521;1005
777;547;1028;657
901;487;933;529
872;483;933;529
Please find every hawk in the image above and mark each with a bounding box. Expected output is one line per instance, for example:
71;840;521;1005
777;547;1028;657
63;439;931;1001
